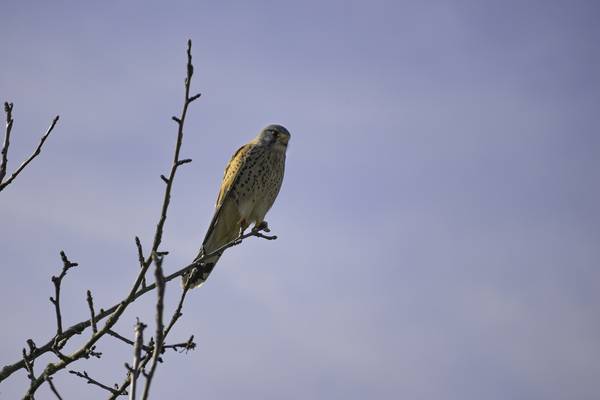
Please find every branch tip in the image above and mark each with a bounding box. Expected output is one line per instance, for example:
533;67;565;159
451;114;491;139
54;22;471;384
188;93;201;102
176;158;192;166
0;107;59;192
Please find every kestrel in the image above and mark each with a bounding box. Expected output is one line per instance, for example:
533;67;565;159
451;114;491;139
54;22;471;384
183;124;291;288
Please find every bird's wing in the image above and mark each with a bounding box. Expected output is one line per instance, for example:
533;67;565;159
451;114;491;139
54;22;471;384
215;143;252;208
201;143;253;253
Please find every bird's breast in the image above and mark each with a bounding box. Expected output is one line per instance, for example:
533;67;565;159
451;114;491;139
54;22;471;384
231;146;285;222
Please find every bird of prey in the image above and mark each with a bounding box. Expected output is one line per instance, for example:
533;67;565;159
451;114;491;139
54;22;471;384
183;124;291;288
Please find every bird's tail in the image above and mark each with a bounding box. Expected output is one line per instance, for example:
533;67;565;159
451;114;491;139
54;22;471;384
181;251;222;289
184;199;242;289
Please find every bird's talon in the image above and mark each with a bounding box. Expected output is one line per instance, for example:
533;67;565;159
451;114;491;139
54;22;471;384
254;221;270;233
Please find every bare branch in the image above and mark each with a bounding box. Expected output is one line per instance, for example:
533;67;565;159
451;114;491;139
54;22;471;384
134;237;147;288
164;282;192;340
176;158;192;166
0;102;59;192
50;251;79;337
1;226;273;383
19;39;203;399
106;330;150;352
46;376;63;400
113;254;197;399
163;335;196;353
141;255;166;399
1;228;273;384
188;93;201;102
69;370;124;396
112;283;193;399
0;102;14;183
4;40;277;399
86;290;98;334
128;319;146;400
22;340;37;400
109;353;152;400
149;39;196;258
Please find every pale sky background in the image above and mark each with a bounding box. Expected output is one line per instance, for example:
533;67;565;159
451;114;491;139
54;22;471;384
1;1;599;399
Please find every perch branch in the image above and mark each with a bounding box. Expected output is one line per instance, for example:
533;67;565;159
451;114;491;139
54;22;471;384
1;228;272;384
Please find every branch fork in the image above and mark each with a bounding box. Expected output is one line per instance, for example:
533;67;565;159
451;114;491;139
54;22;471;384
0;101;59;192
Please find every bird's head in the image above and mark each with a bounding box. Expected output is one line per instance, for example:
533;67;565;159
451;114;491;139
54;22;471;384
257;124;291;150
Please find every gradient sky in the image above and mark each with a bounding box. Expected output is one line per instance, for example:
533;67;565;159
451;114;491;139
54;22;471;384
1;1;599;399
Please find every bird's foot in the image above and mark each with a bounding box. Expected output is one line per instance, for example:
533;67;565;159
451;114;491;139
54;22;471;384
239;219;249;237
253;221;270;233
251;221;277;240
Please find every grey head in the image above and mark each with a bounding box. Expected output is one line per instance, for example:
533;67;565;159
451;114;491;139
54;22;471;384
256;124;291;148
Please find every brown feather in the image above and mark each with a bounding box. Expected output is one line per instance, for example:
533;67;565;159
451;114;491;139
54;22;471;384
202;142;253;253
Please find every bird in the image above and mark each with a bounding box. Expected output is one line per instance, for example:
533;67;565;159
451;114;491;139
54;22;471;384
183;124;291;288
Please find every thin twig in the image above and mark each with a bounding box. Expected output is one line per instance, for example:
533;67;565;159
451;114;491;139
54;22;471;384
0;102;14;184
109;352;152;400
135;237;147;288
0;102;59;192
22;340;37;400
148;39;196;258
50;251;78;337
107;330;151;352
46;376;63;399
108;329;193;354
69;370;124;396
163;335;196;353
164;283;192;339
86;290;98;334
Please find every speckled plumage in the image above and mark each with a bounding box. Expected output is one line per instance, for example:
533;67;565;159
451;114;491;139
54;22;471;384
183;124;290;288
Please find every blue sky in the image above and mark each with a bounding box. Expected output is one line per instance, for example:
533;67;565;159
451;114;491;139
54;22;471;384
1;1;599;399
